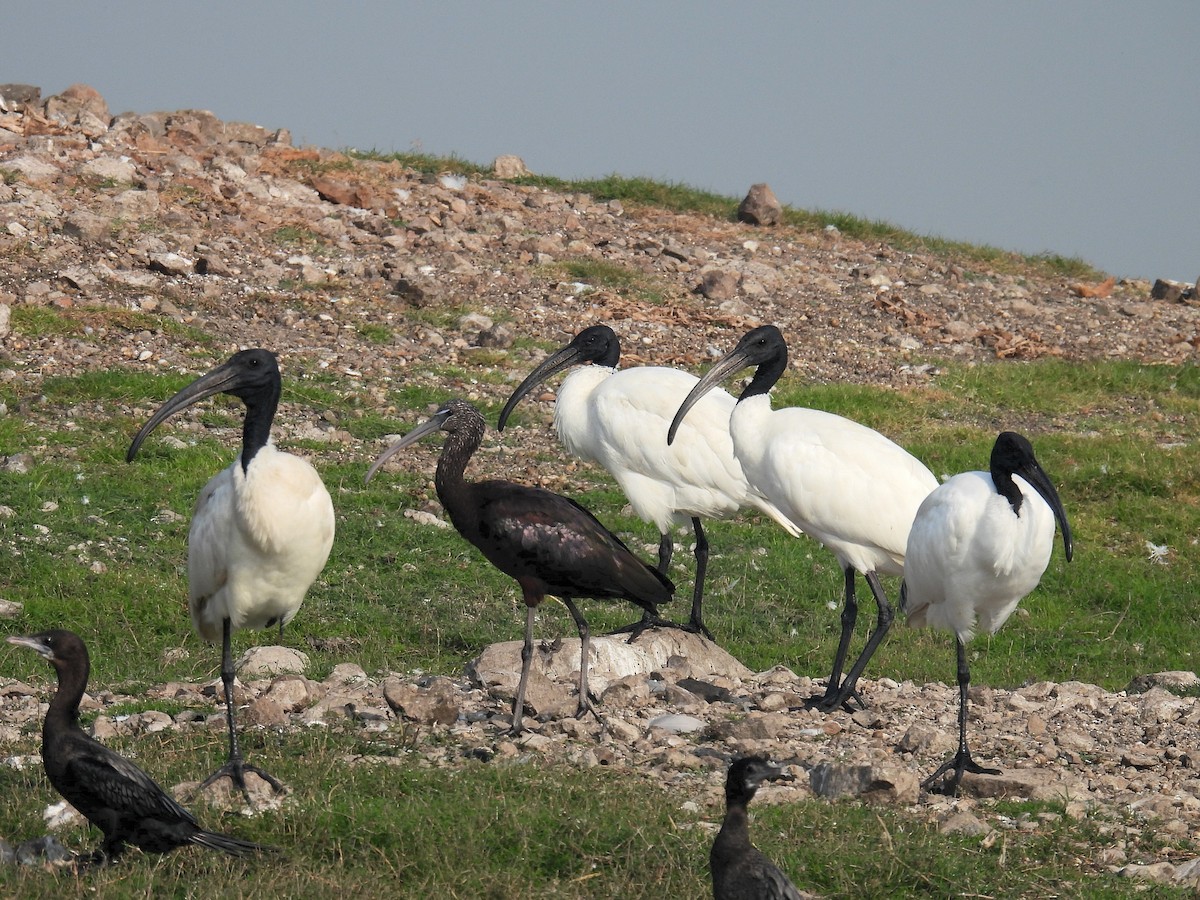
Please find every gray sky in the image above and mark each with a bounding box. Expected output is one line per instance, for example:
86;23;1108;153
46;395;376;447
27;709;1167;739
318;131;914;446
7;2;1198;281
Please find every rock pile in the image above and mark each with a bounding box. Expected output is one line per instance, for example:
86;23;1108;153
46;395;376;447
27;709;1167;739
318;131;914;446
4;630;1200;886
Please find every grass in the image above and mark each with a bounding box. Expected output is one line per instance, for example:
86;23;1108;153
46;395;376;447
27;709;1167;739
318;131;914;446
0;734;1187;898
7;305;210;344
1;349;1198;897
0;158;1194;896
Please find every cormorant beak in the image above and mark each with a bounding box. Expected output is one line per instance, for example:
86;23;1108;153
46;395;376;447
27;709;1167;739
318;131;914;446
667;346;752;445
365;407;454;483
7;634;52;661
497;343;586;431
760;760;793;784
126;359;246;462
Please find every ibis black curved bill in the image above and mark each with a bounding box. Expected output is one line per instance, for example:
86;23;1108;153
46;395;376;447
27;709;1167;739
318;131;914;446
993;431;1074;563
1016;456;1074;563
666;347;754;445
364;406;454;483
125;351;278;462
496;343;587;432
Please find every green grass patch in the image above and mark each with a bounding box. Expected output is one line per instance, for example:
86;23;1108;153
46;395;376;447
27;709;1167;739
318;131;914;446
8;305;210;343
1;354;1196;895
0;730;1184;898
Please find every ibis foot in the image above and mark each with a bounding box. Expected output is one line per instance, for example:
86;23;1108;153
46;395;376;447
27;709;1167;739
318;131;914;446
921;750;1001;797
197;757;285;800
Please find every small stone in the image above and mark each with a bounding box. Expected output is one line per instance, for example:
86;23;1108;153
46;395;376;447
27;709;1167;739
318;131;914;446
237;646;310;677
696;269;739;301
938;810;990;835
737;183;782;226
493;155;530;178
647;713;705;734
247;696;287;727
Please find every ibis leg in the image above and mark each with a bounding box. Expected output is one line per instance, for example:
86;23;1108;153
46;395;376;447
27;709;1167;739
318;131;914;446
198;618;284;798
807;567;861;711
562;597;600;721
656;531;673;574
510;604;537;735
607;531;680;639
684;517;716;640
605;531;680;641
821;570;893;711
921;637;1002;796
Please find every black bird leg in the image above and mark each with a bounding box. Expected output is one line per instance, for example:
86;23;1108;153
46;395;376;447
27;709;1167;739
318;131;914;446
817;569;893;712
604;531;679;641
198;618;285;798
562;597;602;722
609;524;719;642
510;604;537;735
922;637;1001;796
684;517;716;640
805;568;862;711
657;531;673;574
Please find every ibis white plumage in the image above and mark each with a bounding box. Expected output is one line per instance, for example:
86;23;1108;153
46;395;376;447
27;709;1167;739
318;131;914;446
127;349;335;795
497;325;800;639
901;430;1073;795
668;325;938;711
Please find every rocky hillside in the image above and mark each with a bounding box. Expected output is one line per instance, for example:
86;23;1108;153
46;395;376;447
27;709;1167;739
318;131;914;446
3;83;1200;888
2;82;1197;400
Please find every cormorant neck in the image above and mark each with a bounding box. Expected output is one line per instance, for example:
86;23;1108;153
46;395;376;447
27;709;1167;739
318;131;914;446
715;803;752;852
240;381;280;473
46;658;88;728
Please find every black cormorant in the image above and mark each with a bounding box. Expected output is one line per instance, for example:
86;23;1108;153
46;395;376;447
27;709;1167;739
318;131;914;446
710;756;802;900
8;629;274;866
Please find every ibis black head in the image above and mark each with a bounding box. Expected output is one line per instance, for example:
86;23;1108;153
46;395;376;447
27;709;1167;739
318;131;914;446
126;349;282;464
667;325;788;444
497;325;620;431
366;398;484;483
7;629;88;673
991;431;1074;562
724;755;791;807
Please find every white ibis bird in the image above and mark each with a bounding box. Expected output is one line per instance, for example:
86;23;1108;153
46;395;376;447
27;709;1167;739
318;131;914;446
366;398;673;734
7;630;273;866
901;431;1073;795
711;756;803;900
126;349;335;796
668;325;938;712
497;325;801;640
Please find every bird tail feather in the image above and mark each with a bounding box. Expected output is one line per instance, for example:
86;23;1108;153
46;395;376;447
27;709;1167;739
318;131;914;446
191;829;277;857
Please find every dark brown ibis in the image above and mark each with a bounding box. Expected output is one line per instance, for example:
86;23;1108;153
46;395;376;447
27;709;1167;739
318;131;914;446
366;398;673;733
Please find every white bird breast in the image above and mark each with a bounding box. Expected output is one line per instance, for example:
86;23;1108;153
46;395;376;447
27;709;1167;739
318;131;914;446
187;445;334;642
903;470;1058;641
